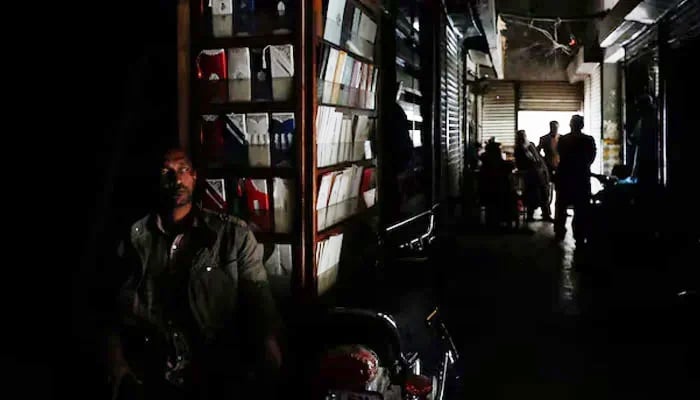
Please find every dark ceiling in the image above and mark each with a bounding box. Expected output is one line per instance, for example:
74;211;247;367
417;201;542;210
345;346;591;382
445;0;599;38
496;0;592;18
445;0;478;36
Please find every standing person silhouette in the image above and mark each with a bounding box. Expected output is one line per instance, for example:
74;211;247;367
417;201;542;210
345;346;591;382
554;115;596;244
628;93;658;187
537;120;561;176
515;130;552;222
538;121;561;216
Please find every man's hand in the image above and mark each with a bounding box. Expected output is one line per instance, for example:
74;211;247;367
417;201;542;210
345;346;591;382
110;362;141;400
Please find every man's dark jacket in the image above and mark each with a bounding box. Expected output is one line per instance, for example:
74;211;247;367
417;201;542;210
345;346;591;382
556;132;597;200
110;208;281;365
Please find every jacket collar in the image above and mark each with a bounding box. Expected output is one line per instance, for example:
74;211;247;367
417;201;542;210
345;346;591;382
146;206;218;248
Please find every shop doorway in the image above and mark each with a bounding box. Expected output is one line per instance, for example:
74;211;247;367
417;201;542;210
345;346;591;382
518;110;602;175
517;110;579;143
516;110;603;218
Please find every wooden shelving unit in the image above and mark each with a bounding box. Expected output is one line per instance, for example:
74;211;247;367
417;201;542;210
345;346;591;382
202;166;296;179
382;0;433;226
193;34;295;50
318;37;375;65
199;100;296;114
317;103;378;114
309;0;383;298
182;0;308;307
376;0;437;255
179;0;384;305
317;159;376;176
316;206;377;241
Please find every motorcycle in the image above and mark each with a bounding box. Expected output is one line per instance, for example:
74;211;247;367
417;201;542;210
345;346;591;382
587;172;646;250
302;306;460;400
587;171;698;317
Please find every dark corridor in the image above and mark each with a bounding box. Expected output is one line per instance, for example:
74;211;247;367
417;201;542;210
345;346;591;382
391;218;698;399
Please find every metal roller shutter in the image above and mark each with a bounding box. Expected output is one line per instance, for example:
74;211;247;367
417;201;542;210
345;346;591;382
477;94;483;143
623;22;662;176
590;64;602;174
467;90;476;143
625;25;658;64
446;22;462;198
667;0;700;46
584;74;591;141
439;13;448;202
482;81;516;147
519;81;583;112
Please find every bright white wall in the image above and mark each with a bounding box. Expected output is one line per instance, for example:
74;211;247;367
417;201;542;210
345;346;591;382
604;0;621;10
517;110;580;143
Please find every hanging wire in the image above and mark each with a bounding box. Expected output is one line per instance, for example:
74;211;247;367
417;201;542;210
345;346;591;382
499;11;607;23
501;15;573;55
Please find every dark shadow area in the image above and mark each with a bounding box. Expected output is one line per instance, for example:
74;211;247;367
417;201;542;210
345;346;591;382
428;219;697;399
55;1;179;398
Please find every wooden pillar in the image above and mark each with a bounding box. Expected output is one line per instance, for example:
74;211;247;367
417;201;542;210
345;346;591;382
177;0;191;153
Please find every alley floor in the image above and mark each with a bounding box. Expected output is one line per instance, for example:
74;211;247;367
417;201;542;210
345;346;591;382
384;216;697;399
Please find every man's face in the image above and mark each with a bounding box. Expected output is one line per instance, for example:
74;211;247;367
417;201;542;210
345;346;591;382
160;149;197;208
551;123;559;134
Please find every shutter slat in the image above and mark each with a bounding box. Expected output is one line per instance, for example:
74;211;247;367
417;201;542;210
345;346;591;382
482;81;516;146
667;0;700;46
518;81;583;111
590;65;602;174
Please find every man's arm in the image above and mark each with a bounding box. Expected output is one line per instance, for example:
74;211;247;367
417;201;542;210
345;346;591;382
536;136;545;153
236;227;283;368
587;136;597;167
514;145;533;170
104;238;142;398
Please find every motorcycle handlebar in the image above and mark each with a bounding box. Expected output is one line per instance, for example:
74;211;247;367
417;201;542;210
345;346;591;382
426;308;459;363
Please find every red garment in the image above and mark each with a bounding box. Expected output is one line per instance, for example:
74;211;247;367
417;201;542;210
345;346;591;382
196;49;227;80
196;49;228;103
244;179;271;231
200;115;225;164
